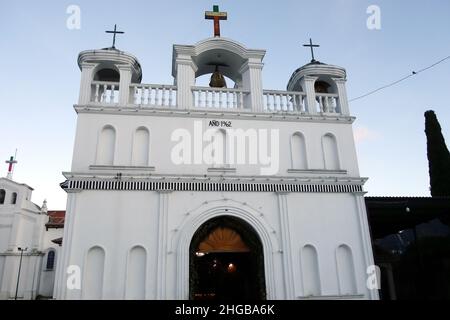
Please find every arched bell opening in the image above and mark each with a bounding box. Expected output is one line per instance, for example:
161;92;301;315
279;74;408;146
189;215;266;300
194;48;246;89
314;76;337;94
94;68;120;82
91;63;121;104
314;76;339;113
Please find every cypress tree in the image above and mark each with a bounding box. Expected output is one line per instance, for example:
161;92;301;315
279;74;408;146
424;110;450;196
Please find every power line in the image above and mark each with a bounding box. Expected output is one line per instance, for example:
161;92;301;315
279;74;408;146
349;55;450;102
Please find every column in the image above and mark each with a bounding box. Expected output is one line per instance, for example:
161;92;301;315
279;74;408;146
118;65;132;105
175;56;197;109
354;193;380;300
54;191;80;299
276;192;295;299
239;60;264;112
156;190;171;299
300;76;318;114
332;77;350;115
78;62;97;105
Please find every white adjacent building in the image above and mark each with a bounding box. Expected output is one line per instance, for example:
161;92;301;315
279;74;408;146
52;35;378;300
0;178;63;299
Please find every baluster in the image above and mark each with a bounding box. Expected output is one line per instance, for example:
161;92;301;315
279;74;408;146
239;92;244;109
110;85;115;103
273;94;278;111
94;84;100;103
324;96;329;113
198;90;203;107
281;94;286;111
156;88;161;106
292;94;298;111
218;90;223;108
139;86;145;105
133;85;138;104
211;90;216;108
162;87;166;106
169;87;173;107
204;90;209;108
102;84;107;103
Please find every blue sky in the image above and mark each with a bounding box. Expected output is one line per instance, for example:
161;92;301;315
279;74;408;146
1;0;449;209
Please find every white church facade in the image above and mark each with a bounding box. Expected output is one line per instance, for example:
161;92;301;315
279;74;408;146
51;27;378;300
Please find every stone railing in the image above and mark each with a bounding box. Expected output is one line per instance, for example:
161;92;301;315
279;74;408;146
91;81;120;104
88;82;344;116
131;84;177;107
192;86;249;109
315;93;339;113
263;90;307;113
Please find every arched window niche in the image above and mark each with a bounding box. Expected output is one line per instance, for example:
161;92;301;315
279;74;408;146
322;133;340;170
132;127;150;166
291;132;308;170
96;125;116;166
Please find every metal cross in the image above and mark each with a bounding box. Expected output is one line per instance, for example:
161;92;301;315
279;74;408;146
303;38;320;62
105;24;124;49
5;150;17;180
205;5;227;37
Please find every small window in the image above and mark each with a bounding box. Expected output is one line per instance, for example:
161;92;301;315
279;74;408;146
0;189;5;204
11;192;17;205
46;250;55;270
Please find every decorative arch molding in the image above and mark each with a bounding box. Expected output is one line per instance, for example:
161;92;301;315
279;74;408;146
174;201;279;299
194;37;253;60
173;37;266;84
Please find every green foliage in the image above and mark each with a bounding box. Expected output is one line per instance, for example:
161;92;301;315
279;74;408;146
424;110;450;196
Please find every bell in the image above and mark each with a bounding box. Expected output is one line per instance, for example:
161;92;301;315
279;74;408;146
314;81;330;93
209;65;227;88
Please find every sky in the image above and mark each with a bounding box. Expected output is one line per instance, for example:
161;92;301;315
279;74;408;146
1;0;449;209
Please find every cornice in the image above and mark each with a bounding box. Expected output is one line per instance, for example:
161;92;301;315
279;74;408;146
74;105;356;124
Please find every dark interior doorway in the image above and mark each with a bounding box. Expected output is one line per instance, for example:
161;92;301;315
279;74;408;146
189;216;266;300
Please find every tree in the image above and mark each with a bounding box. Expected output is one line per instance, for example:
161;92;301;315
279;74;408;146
424;110;450;196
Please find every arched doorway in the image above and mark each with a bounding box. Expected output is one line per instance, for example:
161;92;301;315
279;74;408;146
189;216;266;300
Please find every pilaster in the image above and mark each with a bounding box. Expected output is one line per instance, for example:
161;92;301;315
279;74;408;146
276;192;295;299
239;60;264;112
78;62;97;105
301;75;318;114
118;65;132;105
332;77;350;115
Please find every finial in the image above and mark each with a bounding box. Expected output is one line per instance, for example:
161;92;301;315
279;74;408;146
105;24;124;49
205;5;227;37
5;149;18;180
302;38;320;63
41;199;48;214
